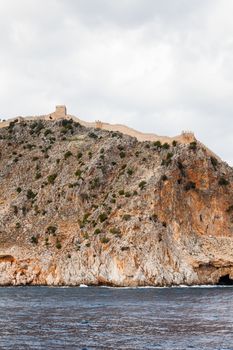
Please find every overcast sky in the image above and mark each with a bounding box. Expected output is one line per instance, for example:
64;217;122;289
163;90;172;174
0;1;233;164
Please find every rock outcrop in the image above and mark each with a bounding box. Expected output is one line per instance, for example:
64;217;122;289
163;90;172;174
0;114;233;286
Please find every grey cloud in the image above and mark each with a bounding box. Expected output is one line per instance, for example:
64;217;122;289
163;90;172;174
62;0;209;27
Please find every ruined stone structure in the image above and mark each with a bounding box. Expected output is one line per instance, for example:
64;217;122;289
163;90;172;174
181;131;196;143
49;105;67;120
0;106;220;161
95;120;103;129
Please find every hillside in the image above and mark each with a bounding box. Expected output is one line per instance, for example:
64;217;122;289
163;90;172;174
0;117;233;286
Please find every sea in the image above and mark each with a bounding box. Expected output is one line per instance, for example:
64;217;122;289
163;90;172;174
0;286;232;350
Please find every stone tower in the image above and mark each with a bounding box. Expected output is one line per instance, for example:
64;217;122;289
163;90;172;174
55;105;67;118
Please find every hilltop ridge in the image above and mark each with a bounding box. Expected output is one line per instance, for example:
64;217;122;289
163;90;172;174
0;105;220;161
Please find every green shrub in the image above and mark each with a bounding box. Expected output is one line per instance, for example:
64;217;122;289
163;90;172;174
100;237;110;244
139;181;147;190
22;206;27;215
30;120;44;134
31;235;38;244
172;140;177;147
94;228;101;235
88;132;98;139
122;214;131;221
162;143;170;149
125;192;131;198
153;141;161;148
189;141;197;150
119;151;126;158
64;151;72;159
219;178;229;186
166;152;173;160
91;177;100;189
44;129;52;136
99;212;108;223
56;240;62;249
119;190;124;196
35;172;42;180
75;169;82;177
16;187;22;193
127;168;133;175
77;152;83;159
211;157;218;169
109;227;121;235
47;173;57;185
82;213;90;225
61;119;73;128
15;222;21;229
27;189;37;200
32;156;39;161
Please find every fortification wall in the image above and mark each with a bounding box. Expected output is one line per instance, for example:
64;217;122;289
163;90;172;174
0;106;221;160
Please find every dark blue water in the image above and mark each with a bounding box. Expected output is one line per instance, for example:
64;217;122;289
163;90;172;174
0;286;232;349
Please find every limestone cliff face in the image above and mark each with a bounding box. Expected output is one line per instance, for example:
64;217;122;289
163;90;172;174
0;118;233;286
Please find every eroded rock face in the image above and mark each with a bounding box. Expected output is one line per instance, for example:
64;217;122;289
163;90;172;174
0;119;233;286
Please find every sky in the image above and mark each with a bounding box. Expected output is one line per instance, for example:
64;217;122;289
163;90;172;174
0;0;233;164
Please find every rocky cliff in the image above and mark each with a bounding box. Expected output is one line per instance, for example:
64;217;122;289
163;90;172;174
0;117;233;286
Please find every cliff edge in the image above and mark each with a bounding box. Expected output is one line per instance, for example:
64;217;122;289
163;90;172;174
0;110;232;286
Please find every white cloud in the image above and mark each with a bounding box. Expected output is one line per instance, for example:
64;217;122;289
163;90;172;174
0;0;233;164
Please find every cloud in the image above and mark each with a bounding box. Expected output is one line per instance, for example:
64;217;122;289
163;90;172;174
0;0;233;164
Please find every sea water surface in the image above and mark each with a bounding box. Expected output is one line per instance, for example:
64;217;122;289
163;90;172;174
0;286;232;349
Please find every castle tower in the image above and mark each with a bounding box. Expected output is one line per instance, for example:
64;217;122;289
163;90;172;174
55;105;67;118
95;120;103;129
